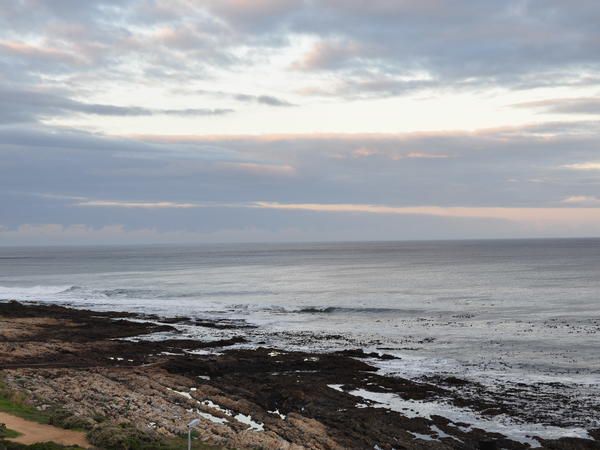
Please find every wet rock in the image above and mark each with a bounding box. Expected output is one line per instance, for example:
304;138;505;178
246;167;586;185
0;301;598;450
334;348;398;360
541;438;600;449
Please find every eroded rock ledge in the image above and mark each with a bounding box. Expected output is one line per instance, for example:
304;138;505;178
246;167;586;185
0;301;598;450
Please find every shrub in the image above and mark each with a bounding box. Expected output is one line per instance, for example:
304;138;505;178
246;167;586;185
87;423;161;450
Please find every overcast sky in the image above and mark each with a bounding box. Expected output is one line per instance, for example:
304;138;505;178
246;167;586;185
1;0;600;245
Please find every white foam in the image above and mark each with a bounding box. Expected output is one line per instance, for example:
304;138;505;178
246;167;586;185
185;349;215;355
234;413;264;431
201;399;232;416
371;351;600;388
0;285;75;299
268;409;286;419
332;386;591;448
200;399;263;431
167;388;193;400
198;411;228;425
409;431;438;441
431;425;462;442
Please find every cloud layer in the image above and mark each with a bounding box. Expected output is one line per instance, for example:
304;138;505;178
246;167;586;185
1;1;600;243
2;119;600;243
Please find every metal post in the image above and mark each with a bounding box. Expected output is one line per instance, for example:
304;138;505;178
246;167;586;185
187;418;200;450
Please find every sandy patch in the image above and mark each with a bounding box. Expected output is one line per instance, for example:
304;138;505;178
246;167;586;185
0;411;90;447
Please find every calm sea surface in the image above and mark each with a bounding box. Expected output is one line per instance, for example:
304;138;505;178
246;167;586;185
1;239;599;394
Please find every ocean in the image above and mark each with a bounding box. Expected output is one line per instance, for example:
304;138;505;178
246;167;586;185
1;238;599;428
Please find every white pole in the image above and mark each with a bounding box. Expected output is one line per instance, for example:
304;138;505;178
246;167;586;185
187;418;200;450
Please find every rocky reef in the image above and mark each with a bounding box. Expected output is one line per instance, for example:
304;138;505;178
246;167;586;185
0;301;598;449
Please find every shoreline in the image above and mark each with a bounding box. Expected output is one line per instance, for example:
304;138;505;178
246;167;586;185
0;300;598;449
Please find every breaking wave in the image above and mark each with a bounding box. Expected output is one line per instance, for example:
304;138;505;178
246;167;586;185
292;306;411;314
0;284;78;300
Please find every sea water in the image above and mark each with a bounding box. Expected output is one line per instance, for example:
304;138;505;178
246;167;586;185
1;239;599;429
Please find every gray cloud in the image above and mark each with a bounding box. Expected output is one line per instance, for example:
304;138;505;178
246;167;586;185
285;0;600;94
2;120;600;242
2;1;600;243
238;94;295;107
2;1;599;99
0;86;232;124
515;97;600;115
195;90;296;107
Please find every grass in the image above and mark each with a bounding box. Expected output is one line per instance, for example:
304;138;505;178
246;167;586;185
0;380;90;432
0;381;52;425
1;443;85;450
0;396;51;425
0;426;22;439
87;423;227;450
161;436;226;450
0;380;226;450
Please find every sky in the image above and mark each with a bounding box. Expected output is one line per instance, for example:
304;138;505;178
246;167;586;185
1;0;600;245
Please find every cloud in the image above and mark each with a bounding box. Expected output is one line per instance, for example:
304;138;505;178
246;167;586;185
0;223;311;245
292;39;365;71
0;86;233;124
0;40;84;65
196;90;296;107
2;0;599;103
515;97;600;115
253;201;600;226
1;1;600;244
561;196;600;205
2;117;600;242
237;94;295;107
217;162;296;176
564;162;600;171
38;191;600;225
75;200;199;209
6;198;600;246
205;0;304;31
351;147;378;158
349;148;450;160
397;152;450;160
284;0;600;95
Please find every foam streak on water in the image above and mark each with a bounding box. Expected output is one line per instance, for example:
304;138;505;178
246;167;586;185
327;385;590;447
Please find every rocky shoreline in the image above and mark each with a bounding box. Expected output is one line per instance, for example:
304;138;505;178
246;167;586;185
0;300;598;449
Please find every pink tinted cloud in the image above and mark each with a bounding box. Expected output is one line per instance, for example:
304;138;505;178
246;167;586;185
292;39;364;71
252;202;600;227
218;162;296;176
0;40;83;64
394;151;450;160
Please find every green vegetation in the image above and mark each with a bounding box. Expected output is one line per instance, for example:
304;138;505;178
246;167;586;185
144;436;225;450
0;442;84;450
0;384;87;450
88;423;223;450
0;441;220;450
1;429;21;439
0;396;51;425
0;380;224;450
160;436;224;450
0;381;90;431
0;424;21;439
